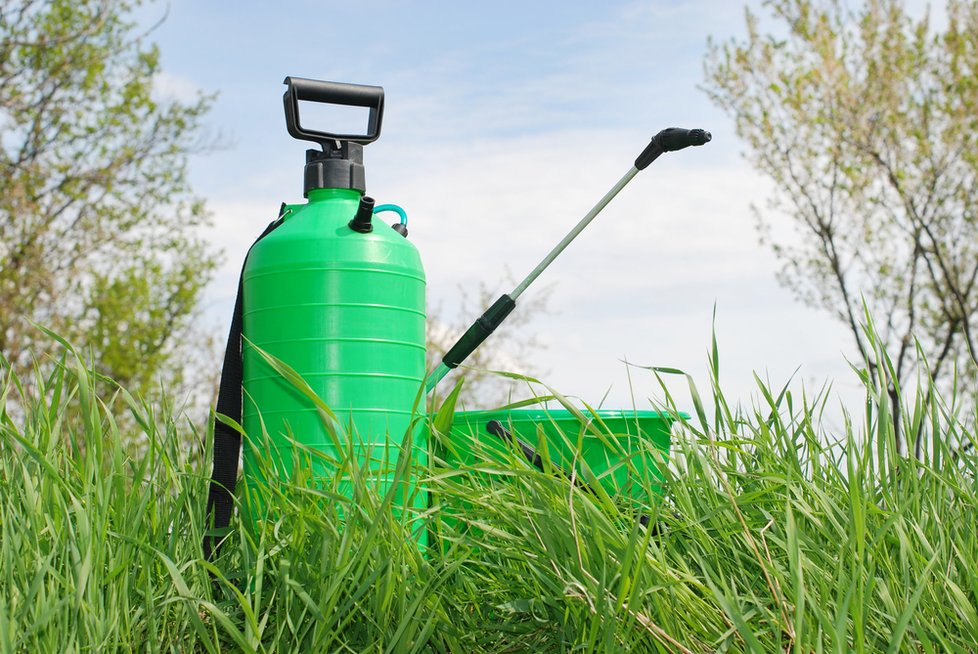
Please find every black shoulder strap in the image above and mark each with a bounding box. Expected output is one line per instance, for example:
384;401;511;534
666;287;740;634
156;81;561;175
204;207;287;560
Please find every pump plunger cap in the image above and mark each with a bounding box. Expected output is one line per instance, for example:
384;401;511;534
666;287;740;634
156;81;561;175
304;144;366;195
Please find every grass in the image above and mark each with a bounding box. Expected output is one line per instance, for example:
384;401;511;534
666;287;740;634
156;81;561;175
0;332;976;652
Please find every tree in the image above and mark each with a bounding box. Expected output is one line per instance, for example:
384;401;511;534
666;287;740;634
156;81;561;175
704;0;978;454
0;0;217;401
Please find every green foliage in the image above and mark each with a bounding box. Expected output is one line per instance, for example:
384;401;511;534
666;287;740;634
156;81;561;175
0;0;218;399
703;0;978;451
1;328;976;651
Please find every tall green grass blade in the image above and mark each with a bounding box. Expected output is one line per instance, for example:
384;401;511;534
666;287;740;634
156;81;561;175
2;325;977;651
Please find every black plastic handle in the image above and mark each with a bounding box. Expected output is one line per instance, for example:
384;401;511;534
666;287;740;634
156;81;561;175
442;295;516;370
486;420;545;471
283;76;385;148
485;420;655;528
485;420;600;498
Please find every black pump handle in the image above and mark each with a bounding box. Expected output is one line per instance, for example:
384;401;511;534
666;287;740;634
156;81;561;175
283;76;385;148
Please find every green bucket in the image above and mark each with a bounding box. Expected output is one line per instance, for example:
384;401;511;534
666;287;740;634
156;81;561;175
437;408;674;509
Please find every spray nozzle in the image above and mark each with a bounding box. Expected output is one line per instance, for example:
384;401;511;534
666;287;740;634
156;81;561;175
657;127;712;151
634;127;713;170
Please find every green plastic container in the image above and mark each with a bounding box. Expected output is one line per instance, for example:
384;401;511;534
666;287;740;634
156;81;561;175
443;409;672;502
240;187;427;523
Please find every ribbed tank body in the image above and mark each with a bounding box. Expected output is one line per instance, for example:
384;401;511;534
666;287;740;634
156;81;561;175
240;188;426;513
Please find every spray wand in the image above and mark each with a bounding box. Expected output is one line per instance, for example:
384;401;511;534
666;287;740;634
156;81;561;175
426;127;712;394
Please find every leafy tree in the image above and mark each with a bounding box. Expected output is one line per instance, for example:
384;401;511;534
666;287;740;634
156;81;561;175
0;0;217;401
704;0;978;454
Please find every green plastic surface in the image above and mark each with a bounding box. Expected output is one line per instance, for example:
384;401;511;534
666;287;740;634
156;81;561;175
445;409;672;502
241;188;427;527
430;409;673;552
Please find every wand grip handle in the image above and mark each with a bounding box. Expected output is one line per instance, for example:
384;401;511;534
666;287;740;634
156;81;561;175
441;294;516;369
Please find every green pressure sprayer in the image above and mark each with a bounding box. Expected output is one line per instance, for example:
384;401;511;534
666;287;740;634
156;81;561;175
204;76;710;557
204;77;426;556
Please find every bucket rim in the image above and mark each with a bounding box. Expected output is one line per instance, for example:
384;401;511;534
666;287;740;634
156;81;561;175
453;408;687;422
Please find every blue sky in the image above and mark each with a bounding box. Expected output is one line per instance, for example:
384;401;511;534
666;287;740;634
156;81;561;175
145;0;870;416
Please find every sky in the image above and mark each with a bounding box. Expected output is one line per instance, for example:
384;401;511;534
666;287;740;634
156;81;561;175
143;0;871;421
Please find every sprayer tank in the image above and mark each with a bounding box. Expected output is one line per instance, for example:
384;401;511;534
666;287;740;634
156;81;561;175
241;187;426;491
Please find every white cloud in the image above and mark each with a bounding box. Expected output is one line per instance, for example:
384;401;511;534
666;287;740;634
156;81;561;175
152;70;202;103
